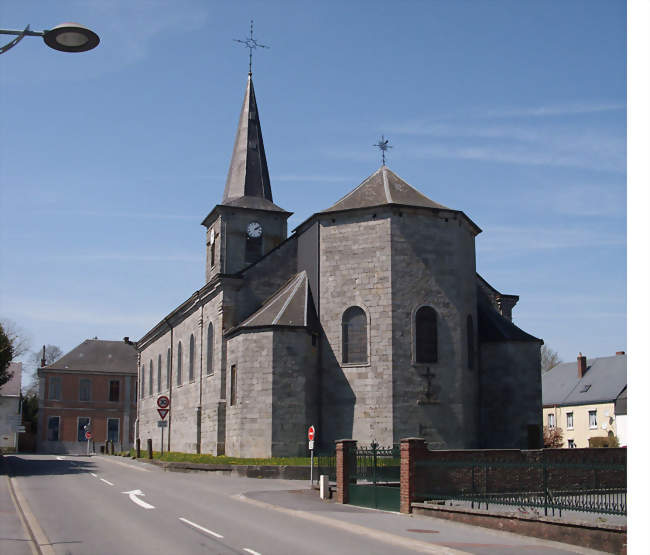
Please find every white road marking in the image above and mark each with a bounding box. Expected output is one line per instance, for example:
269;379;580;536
178;517;224;539
121;489;155;509
101;455;150;471
100;478;114;486
55;456;65;460
90;473;97;477
243;549;261;555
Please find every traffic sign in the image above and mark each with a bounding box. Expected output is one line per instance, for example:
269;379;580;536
157;421;168;428
157;395;170;409
308;425;315;441
85;431;92;440
309;440;314;450
15;425;26;433
157;408;169;420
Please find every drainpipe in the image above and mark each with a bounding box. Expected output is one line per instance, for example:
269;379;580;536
164;317;173;452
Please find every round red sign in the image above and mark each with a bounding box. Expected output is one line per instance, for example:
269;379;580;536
308;425;315;441
85;431;92;440
157;395;170;409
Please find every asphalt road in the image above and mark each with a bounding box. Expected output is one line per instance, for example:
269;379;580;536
4;454;608;555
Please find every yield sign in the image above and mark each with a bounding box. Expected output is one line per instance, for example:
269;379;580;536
157;408;169;420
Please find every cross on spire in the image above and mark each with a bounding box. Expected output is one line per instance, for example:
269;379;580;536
373;135;393;166
233;20;269;75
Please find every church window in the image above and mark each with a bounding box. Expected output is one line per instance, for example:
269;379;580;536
415;306;437;363
157;355;162;393
230;364;237;405
245;237;263;264
166;348;171;389
467;314;474;369
149;360;153;396
177;342;183;385
189;334;195;382
206;323;214;375
342;306;367;364
210;241;216;267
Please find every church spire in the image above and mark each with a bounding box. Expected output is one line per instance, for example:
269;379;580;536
222;74;273;204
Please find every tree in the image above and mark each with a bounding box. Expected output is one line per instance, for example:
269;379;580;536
543;425;564;448
22;345;64;395
541;344;561;373
0;319;30;359
0;323;14;387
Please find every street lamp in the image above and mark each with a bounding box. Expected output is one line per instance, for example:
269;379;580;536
0;22;100;55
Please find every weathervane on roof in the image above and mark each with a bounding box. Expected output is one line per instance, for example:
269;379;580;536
373;135;393;165
233;20;269;75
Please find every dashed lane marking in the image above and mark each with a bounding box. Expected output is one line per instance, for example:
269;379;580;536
90;473;97;477
179;517;224;539
243;549;261;555
55;456;65;460
100;478;114;486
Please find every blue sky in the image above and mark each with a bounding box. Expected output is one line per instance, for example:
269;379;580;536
0;1;627;373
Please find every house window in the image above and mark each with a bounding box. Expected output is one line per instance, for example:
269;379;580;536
230;364;237;405
149;360;153;396
166;348;171;389
589;409;597;428
77;417;90;442
415;306;437;363
548;413;555;428
566;412;574;429
107;418;120;443
48;377;62;400
47;416;60;441
109;380;120;402
189;334;195;382
177;341;183;385
568;439;576;448
342;306;367;364
206;322;214;375
79;378;91;402
466;314;474;369
157;355;162;393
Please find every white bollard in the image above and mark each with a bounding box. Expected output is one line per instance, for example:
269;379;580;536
319;474;329;500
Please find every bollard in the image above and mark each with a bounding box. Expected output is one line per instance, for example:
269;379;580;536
319;475;329;500
136;438;141;458
105;440;109;454
110;440;115;455
147;438;153;459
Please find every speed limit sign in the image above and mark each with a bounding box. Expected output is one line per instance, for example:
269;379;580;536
157;395;170;409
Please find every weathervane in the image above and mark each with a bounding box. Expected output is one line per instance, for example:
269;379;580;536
373;135;393;165
233;20;269;75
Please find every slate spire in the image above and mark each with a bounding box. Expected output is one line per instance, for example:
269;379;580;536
222;74;273;203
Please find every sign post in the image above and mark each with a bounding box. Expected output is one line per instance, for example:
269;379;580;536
157;395;170;455
84;427;92;456
308;425;316;486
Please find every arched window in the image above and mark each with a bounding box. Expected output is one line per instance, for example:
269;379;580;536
177;341;183;385
206;322;214;375
166;348;171;389
467;314;474;370
342;306;367;364
415;306;437;363
189;334;195;381
140;365;145;398
148;360;153;395
157;354;162;392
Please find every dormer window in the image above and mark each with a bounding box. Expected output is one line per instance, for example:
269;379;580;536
580;384;592;393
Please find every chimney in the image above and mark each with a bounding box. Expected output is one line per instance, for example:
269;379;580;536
40;345;46;368
616;351;625;356
577;352;587;378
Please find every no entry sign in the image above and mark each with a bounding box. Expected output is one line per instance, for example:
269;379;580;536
85;431;92;440
308;425;315;441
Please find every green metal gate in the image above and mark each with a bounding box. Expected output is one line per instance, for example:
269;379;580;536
348;442;400;512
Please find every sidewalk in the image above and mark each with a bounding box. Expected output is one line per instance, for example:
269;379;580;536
240;487;613;555
0;456;34;555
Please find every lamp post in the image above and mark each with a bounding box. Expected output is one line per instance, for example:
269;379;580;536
0;22;99;55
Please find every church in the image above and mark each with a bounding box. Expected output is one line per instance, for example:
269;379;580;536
136;71;543;457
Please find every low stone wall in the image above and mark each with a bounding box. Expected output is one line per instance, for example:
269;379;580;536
411;502;626;555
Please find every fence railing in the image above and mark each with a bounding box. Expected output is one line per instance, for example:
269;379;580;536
351;442;400;484
414;458;626;516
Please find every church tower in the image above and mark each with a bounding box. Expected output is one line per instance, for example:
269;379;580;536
202;73;291;281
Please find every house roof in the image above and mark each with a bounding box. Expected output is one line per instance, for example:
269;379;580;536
323;165;450;213
0;361;22;396
542;354;626;406
42;339;137;374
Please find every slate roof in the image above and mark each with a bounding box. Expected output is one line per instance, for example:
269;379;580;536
42;339;137;374
237;271;310;329
542;354;626;407
0;361;22;396
323;166;450;213
476;287;541;342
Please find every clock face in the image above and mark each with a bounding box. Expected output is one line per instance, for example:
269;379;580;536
247;221;263;238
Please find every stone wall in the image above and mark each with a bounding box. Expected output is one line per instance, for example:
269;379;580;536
390;208;479;448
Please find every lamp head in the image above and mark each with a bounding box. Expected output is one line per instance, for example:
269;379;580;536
43;22;99;53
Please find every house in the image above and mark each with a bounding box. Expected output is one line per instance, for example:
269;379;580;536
542;352;627;448
136;72;543;458
37;339;137;453
0;362;22;452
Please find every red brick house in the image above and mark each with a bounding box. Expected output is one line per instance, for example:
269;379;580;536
37;339;137;453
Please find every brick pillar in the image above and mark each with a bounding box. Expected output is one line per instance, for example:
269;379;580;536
400;437;427;514
336;439;356;504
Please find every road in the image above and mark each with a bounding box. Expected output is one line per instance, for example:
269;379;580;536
3;454;608;555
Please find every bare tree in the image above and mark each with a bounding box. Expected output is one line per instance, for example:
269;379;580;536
0;319;31;359
23;344;64;395
543;426;564;448
541;344;561;373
